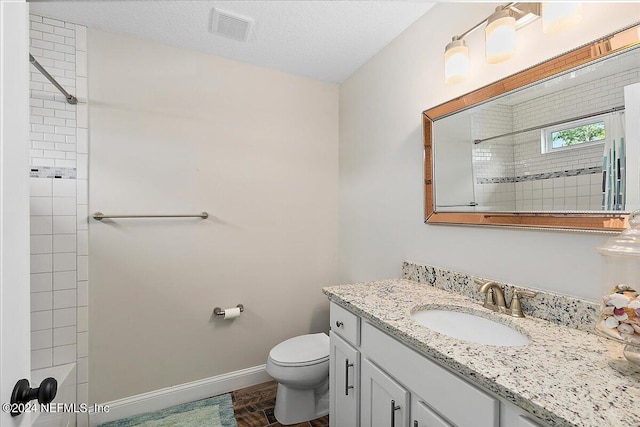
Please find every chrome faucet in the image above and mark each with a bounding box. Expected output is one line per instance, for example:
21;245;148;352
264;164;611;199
475;279;537;317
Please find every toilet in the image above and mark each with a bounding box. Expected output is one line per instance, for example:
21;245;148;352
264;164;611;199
266;333;330;425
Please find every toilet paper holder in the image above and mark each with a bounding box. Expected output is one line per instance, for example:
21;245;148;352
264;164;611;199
213;304;244;317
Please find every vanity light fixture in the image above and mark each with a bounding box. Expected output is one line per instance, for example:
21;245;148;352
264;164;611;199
485;6;517;64
444;2;582;83
444;37;469;84
541;2;583;34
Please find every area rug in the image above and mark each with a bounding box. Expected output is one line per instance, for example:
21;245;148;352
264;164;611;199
98;394;237;427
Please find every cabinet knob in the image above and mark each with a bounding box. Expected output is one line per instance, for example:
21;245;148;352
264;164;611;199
335;320;344;328
414;421;419;427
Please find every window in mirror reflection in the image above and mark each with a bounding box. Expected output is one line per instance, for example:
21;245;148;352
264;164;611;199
542;116;608;153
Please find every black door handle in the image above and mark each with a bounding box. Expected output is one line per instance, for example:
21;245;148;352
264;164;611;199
10;377;57;416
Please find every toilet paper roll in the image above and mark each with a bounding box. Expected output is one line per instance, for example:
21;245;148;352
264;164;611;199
224;307;241;320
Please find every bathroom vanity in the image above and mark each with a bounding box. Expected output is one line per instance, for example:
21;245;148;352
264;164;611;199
324;265;640;427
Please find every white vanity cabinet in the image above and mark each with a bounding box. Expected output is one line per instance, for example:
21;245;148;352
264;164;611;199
360;321;498;427
328;302;549;427
330;303;361;427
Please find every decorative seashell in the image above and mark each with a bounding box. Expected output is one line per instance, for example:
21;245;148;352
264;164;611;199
604;316;620;329
632;323;640;334
617;323;635;334
624;307;637;319
597;321;623;339
621;332;634;341
614;312;629;321
608;293;630;308
629;300;640;309
613;284;637;295
603;306;615;315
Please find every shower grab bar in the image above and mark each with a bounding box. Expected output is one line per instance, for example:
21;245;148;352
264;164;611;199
473;105;625;144
92;212;209;221
29;54;78;105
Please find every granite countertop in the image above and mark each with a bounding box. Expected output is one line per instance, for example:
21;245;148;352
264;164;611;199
323;279;640;427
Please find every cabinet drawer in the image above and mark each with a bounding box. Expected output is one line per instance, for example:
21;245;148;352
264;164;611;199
361;321;498;427
330;302;360;346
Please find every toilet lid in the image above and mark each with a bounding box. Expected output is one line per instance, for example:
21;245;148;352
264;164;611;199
269;333;329;366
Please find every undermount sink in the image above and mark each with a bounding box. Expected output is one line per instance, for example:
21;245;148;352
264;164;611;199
411;308;530;347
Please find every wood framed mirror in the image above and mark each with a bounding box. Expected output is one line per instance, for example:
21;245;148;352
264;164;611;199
423;23;640;232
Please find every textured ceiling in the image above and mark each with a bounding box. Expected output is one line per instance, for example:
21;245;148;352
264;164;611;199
30;1;436;83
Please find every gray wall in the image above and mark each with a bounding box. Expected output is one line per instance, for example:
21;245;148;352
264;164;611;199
338;3;640;300
88;29;339;403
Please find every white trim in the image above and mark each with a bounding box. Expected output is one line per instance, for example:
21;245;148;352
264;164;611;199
89;365;271;426
0;2;31;426
32;364;77;427
624;83;640;211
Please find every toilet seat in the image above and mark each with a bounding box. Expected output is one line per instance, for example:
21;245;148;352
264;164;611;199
268;333;329;367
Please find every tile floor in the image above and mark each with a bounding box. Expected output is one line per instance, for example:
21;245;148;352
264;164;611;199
232;381;329;427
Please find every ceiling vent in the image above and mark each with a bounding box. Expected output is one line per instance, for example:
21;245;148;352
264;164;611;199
210;8;254;42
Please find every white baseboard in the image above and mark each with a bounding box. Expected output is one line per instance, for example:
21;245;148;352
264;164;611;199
89;365;270;426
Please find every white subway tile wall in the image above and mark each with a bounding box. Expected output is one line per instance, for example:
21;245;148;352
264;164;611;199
471;104;516;210
29;14;77;169
470;60;639;211
29;13;89;417
511;67;639;210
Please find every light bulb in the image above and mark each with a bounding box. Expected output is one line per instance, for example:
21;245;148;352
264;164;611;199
444;38;469;84
542;3;583;34
485;7;517;64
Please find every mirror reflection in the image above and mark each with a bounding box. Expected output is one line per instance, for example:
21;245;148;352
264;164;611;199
433;46;639;213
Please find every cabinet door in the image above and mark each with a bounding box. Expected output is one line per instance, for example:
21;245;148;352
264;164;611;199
330;331;360;427
411;397;453;427
361;358;409;427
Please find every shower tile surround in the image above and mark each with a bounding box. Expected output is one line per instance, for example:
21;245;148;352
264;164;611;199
324;261;638;426
28;13;89;421
472;66;639;211
472;104;516;211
